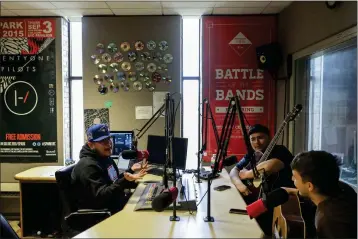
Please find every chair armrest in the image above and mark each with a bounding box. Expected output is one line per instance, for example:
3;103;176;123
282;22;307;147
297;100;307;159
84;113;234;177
65;209;111;232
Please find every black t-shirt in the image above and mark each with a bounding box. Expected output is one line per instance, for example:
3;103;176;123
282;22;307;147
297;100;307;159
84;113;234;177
236;145;294;191
315;182;357;238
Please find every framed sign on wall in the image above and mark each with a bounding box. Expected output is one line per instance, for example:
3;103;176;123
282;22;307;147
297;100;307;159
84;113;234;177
0;18;58;163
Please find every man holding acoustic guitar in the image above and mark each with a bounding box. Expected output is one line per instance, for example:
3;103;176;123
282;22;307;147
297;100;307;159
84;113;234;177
283;151;357;238
229;124;295;236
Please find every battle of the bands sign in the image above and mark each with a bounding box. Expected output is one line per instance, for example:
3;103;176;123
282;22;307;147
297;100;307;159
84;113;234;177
0;18;57;163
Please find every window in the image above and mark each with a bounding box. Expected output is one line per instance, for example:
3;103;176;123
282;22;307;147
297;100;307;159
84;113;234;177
293;32;357;188
183;18;200;77
70;21;84;161
70;21;83;77
182;17;200;169
70;80;84;161
183;80;199;169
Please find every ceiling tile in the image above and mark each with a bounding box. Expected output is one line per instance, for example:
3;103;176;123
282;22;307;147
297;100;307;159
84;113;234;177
163;8;212;16
267;1;292;8
60;9;113;16
214;1;269;8
162;2;215;8
112;8;162;15
107;1;161;8
161;0;216;1
261;7;282;14
1;1;56;10
51;2;108;9
0;10;18;16
1;0;48;1
10;9;63;16
213;7;263;15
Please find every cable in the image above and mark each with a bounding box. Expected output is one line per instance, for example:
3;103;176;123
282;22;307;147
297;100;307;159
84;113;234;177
196;179;211;207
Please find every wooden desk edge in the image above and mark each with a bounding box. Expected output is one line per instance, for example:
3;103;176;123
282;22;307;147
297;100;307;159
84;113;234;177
14;166;64;182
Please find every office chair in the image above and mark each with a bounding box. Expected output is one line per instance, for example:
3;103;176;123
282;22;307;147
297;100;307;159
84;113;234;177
0;214;20;239
55;164;111;237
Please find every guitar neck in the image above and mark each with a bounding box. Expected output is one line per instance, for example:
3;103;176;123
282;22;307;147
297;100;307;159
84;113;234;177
257;120;288;164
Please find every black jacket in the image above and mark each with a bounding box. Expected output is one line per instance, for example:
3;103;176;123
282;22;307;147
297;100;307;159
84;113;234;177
71;144;135;213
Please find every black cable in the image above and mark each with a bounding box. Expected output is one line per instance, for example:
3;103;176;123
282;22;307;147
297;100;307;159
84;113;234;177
196;180;210;207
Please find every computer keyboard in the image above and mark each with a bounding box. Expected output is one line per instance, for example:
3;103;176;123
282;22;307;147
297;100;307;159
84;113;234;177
134;177;197;211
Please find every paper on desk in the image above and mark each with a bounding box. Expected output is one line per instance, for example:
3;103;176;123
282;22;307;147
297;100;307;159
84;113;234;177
153;92;169;117
135;106;153;120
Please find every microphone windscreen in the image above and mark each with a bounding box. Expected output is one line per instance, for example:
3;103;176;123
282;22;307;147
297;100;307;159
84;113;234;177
245;188;290;219
137;150;149;160
121;150;137;159
151;187;178;212
265;188;289;209
223;155;238;166
246;199;266;219
168;187;178;201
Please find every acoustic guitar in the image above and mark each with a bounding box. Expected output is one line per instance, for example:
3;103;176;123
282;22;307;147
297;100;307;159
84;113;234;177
272;193;306;238
241;104;303;200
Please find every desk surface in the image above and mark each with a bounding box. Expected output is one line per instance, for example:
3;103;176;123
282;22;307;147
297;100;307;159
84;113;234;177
74;169;264;238
14;166;63;182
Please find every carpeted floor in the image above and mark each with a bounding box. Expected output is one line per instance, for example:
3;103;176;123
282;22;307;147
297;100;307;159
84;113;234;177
9;220;21;238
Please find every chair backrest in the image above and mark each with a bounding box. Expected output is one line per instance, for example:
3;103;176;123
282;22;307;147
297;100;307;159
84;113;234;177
55;164;77;218
0;214;20;239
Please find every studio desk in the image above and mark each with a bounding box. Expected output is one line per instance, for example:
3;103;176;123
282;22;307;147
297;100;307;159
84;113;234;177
74;169;264;238
14;166;263;238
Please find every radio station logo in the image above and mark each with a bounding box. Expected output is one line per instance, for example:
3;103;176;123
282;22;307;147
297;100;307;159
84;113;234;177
229;32;252;57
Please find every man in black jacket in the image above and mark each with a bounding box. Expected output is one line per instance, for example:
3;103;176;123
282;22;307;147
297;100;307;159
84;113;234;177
229;124;294;236
71;124;148;214
284;151;357;238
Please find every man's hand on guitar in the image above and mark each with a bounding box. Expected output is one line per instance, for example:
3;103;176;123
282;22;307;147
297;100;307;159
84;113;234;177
281;187;299;195
239;168;251;180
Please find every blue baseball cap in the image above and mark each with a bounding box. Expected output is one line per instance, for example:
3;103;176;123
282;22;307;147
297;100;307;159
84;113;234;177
86;124;111;142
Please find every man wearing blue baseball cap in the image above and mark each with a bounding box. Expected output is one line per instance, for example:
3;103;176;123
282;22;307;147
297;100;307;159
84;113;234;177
71;124;148;214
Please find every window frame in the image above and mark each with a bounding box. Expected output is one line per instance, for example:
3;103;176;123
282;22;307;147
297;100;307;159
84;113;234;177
69;20;83;161
181;17;201;169
289;26;357;153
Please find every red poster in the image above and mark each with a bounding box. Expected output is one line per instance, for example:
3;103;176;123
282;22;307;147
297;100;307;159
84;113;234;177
0;18;56;54
202;16;277;162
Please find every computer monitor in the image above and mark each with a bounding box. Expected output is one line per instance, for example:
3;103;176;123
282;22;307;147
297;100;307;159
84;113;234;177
147;135;188;170
110;131;133;157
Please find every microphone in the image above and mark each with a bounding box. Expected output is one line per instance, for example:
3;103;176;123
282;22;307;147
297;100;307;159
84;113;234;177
246;188;289;219
121;150;149;160
211;155;238;170
151;187;179;212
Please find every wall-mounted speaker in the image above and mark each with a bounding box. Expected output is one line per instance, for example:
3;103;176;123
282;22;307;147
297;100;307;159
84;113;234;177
256;42;283;72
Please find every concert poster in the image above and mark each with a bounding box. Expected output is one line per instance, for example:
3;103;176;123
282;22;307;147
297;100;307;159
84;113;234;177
202;16;277;161
0;18;58;163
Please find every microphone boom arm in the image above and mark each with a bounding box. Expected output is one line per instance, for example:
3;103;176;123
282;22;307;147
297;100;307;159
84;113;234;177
196;99;220;183
233;96;259;178
134;103;166;145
